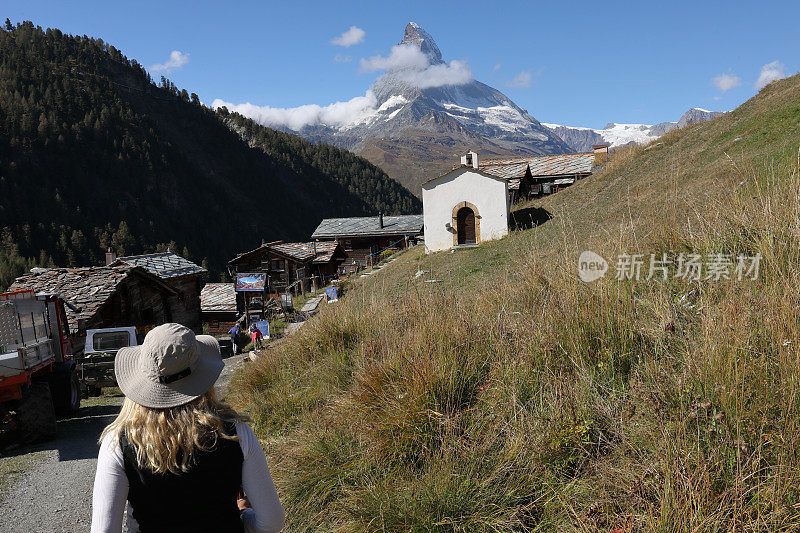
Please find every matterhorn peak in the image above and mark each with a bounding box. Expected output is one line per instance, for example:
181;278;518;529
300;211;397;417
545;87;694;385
400;22;443;65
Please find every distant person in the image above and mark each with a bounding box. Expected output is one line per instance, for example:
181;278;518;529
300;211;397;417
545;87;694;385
91;323;284;533
251;325;263;350
228;323;240;354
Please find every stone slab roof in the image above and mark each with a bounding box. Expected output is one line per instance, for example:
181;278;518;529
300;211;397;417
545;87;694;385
480;153;595;179
270;243;315;262
200;283;237;313
229;241;342;266
304;242;340;264
9;265;173;332
311;215;423;239
113;252;206;280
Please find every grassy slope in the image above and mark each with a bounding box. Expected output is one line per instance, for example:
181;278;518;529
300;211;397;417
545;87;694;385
232;74;800;531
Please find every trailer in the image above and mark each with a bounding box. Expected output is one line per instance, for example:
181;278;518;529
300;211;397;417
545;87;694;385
0;290;81;443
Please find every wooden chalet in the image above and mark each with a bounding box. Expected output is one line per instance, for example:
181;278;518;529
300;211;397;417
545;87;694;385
200;283;238;335
228;240;346;310
311;214;423;271
10;265;181;338
110;251;207;332
479;153;597;203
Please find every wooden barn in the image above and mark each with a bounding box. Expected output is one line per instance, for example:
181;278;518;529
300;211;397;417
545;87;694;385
10;265;181;337
110;251;207;332
200;283;238;335
479;152;597;203
311;214;423;271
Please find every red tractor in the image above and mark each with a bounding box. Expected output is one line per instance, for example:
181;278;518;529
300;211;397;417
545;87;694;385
0;290;82;443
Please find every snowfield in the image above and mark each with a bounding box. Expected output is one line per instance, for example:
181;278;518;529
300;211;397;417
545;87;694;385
542;122;660;148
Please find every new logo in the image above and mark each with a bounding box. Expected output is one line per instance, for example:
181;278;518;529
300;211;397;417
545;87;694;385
578;251;608;282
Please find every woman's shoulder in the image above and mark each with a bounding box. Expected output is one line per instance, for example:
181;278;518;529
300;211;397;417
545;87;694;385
234;421;258;456
98;430;125;465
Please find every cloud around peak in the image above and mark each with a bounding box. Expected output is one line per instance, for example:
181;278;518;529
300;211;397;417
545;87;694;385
359;44;472;89
149;50;189;73
359;44;429;72
331;26;365;47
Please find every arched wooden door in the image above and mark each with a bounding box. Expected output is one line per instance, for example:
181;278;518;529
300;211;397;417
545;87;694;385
456;206;476;245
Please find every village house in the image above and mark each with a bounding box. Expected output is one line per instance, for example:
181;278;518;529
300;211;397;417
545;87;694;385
227;241;346;317
422;151;510;253
9;265;181;337
108;251;207;332
199;283;238;335
311;214;423;271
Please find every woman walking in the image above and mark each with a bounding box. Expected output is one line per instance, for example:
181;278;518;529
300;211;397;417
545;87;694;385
91;323;284;532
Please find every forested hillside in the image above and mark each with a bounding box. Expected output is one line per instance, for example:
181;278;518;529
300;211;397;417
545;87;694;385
0;20;420;288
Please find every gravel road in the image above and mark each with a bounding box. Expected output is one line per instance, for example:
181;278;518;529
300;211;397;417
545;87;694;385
0;353;248;533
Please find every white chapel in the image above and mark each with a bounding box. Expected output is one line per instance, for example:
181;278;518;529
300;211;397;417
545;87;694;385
421;151;510;253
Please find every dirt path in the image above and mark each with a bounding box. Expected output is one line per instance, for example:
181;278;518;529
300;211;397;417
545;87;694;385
0;354;245;532
0;398;122;532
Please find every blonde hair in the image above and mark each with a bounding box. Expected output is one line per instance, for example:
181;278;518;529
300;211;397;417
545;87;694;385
101;388;249;474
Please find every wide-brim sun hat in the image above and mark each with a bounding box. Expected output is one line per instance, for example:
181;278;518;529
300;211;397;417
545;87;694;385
115;323;224;409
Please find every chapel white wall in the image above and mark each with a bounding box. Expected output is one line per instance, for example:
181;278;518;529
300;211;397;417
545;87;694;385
422;169;509;253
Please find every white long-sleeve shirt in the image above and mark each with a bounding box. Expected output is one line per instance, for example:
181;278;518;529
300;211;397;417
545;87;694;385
91;421;285;533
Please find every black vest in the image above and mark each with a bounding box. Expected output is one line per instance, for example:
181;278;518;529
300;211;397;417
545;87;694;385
119;423;244;533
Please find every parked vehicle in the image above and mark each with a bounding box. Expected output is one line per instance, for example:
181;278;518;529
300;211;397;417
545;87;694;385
78;327;138;397
0;290;81;443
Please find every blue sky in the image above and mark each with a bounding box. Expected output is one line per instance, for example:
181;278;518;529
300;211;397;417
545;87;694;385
6;0;799;128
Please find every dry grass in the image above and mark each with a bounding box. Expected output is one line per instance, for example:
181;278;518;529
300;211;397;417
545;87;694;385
230;74;800;531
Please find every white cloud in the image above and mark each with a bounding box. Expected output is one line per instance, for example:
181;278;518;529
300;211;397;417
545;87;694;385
493;63;501;72
334;53;352;63
149;50;189;73
331;26;365;47
712;72;741;93
212;92;379;131
507;70;533;88
359;44;472;89
755;60;786;90
393;60;472;89
359;44;430;72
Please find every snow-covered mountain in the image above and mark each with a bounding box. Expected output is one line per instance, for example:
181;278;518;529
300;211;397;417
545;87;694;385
215;23;570;195
215;23;724;195
543;108;725;152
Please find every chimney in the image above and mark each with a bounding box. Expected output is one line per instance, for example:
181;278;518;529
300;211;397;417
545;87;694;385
105;247;117;266
593;144;609;164
378;213;384;228
460;151;479;169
